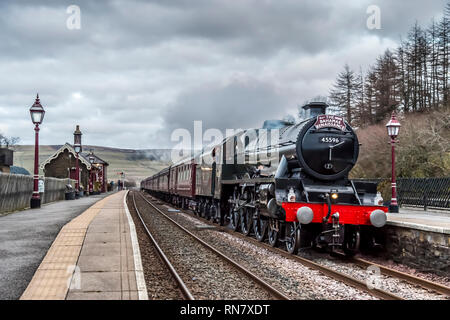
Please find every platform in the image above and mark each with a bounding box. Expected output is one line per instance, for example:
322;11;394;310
20;191;147;300
0;193;111;300
387;208;450;234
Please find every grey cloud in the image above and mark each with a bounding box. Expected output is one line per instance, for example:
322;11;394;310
154;77;292;147
4;0;442;60
0;0;446;149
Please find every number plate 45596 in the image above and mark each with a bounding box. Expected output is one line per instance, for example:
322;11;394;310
320;137;340;143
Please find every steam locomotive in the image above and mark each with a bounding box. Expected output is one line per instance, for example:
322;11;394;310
141;102;387;256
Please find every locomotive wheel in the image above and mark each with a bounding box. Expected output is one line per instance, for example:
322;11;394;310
219;205;227;226
210;203;218;223
240;207;253;236
194;202;200;216
285;222;301;254
229;206;240;231
198;201;203;216
199;201;206;218
253;213;267;242
343;228;360;257
205;203;212;220
268;218;278;247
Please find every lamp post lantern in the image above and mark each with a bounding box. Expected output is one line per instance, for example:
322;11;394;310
73;125;82;198
29;94;45;209
386;112;401;213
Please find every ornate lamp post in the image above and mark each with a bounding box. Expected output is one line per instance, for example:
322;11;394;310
73;125;82;199
89;150;95;195
386;112;401;213
29;94;45;209
119;171;125;190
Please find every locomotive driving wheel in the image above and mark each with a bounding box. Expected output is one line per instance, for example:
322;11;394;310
268;218;279;247
253;210;267;242
285;222;301;254
240;207;253;236
229;204;240;231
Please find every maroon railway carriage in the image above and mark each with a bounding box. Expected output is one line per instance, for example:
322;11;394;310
145;167;170;202
169;159;196;209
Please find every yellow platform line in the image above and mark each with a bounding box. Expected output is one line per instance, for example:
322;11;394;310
19;194;118;300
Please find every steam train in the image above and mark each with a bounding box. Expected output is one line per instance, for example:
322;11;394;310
141;102;387;256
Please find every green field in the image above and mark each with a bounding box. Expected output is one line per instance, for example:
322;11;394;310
11;145;171;184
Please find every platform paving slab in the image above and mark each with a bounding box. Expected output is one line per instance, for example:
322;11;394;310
387;208;450;234
20;196;109;300
0;193;110;300
66;190;146;300
20;190;147;300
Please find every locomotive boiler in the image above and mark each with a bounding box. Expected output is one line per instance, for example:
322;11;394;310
141;102;387;256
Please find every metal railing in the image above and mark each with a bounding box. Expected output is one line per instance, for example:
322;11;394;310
397;177;450;211
352;177;450;211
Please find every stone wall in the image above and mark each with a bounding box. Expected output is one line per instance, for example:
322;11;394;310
383;225;449;276
0;173;74;214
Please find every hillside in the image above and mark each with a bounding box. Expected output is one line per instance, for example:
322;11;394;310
351;109;450;179
11;145;172;183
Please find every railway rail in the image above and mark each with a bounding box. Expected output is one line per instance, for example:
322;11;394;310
350;257;450;297
227;225;449;299
142;191;450;300
131;191;290;300
140;191;403;300
131;192;194;300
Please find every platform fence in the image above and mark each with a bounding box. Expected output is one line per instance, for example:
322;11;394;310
353;177;450;211
0;173;75;214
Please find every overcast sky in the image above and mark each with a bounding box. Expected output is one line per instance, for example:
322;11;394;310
0;0;446;149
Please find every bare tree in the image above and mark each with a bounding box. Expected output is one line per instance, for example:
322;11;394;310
439;3;450;106
0;133;20;149
329;64;359;125
428;18;440;109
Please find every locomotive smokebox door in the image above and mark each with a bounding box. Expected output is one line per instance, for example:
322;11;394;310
296;114;359;181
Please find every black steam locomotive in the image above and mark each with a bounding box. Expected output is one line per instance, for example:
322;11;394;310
141;102;387;256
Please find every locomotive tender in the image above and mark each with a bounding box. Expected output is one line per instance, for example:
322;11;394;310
141;102;387;256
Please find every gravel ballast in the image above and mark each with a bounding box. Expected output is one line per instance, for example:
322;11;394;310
143;194;378;300
142;192;449;300
131;192;276;300
127;194;184;300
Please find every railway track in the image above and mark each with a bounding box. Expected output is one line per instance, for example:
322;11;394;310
131;191;290;300
131;192;194;300
226;227;448;299
142;192;450;300
140;192;403;300
350;257;450;297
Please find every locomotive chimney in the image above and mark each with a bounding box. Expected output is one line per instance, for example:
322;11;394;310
302;102;328;119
